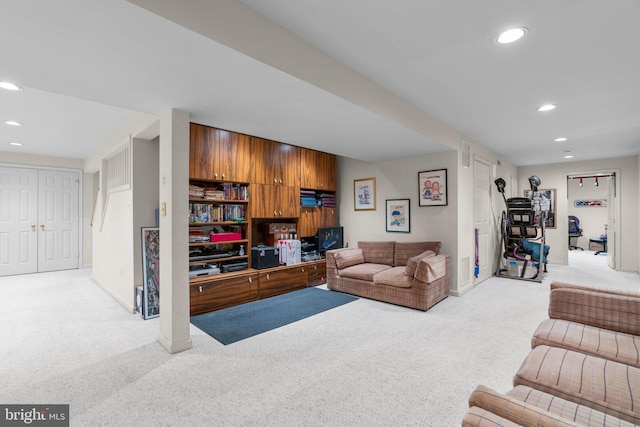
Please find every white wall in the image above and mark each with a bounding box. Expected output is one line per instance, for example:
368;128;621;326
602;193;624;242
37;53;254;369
88;113;160;311
132;137;160;288
338;151;459;290
519;156;639;272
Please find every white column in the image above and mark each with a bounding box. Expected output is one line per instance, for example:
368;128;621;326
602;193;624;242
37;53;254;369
158;108;192;353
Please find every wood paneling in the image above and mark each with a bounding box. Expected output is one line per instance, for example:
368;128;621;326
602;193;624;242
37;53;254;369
251;184;300;219
298;206;338;237
300;148;337;191
189;124;251;182
258;265;307;299
190;271;259;315
250;137;300;186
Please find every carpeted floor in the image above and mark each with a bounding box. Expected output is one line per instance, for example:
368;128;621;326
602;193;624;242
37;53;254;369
0;250;638;426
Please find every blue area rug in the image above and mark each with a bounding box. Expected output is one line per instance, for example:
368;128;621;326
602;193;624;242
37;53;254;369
191;287;358;345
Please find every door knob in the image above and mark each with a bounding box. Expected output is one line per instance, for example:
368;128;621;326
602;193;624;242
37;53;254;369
31;224;36;231
40;224;45;230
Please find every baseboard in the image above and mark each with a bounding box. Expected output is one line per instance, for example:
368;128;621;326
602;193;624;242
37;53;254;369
91;276;136;314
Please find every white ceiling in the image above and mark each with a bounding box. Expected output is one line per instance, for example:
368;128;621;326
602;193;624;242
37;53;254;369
1;0;639;166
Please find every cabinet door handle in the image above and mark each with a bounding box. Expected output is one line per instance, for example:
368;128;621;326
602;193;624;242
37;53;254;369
301;267;305;272
266;274;270;280
273;178;278;184
279;179;283;184
214;173;218;178
199;286;203;293
249;277;252;283
279;211;282;216
274;210;278;216
221;173;225;179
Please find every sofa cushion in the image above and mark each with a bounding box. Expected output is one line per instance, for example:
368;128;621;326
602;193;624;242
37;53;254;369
372;267;413;288
394;242;441;266
333;248;365;270
414;255;447;283
338;263;391;281
357;241;395;265
404;250;435;277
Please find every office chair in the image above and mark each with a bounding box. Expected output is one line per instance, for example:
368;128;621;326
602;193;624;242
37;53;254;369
568;215;583;250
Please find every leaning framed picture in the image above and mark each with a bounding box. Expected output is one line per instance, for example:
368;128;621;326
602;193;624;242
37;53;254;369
418;169;448;206
141;227;160;319
524;189;557;229
354;177;376;211
386;199;410;233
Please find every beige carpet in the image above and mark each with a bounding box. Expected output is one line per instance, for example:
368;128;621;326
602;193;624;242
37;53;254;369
0;251;638;426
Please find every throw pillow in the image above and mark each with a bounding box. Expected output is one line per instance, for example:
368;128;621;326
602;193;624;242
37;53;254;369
404;250;435;276
333;249;365;270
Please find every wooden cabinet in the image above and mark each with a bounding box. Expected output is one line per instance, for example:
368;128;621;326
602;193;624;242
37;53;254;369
188;123;338;315
251;184;300;219
307;260;326;287
190;271;258;315
258;264;308;299
250;137;300;187
300;148;337;191
298;206;338;237
190;124;251;182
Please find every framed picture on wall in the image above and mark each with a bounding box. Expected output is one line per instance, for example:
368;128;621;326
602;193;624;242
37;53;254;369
354;177;376;211
524;189;557;229
386;199;410;233
141;227;160;319
418;169;448;206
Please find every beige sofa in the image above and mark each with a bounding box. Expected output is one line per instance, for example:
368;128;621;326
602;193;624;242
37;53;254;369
325;241;450;311
463;282;640;426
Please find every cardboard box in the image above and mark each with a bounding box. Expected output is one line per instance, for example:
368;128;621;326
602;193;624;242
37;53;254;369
507;259;537;278
260;223;297;235
589;240;605;252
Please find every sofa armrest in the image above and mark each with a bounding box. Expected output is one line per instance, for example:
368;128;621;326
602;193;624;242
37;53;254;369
468;385;579;427
414;254;449;284
548;282;640;336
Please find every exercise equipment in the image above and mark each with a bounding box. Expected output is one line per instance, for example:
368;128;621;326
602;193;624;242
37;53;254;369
495;176;549;282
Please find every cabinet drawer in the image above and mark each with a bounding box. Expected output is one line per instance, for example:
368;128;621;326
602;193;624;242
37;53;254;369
259;265;307;299
190;273;258;315
307;260;327;287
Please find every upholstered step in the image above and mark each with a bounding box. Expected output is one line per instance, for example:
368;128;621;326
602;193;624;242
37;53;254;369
532;318;640;368
514;346;640;424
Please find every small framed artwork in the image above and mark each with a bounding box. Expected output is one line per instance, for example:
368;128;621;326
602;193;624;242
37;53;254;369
524;189;557;229
354;177;376;211
386;199;410;233
418;169;448;206
141;227;160;319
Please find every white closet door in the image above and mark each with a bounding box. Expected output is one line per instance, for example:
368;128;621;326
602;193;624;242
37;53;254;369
37;169;80;273
0;167;39;276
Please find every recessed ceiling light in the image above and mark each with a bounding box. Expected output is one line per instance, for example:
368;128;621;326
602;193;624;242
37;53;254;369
4;120;22;126
496;27;528;44
537;104;557;112
554;137;568;142
563;154;574;159
0;81;22;91
9;142;23;146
